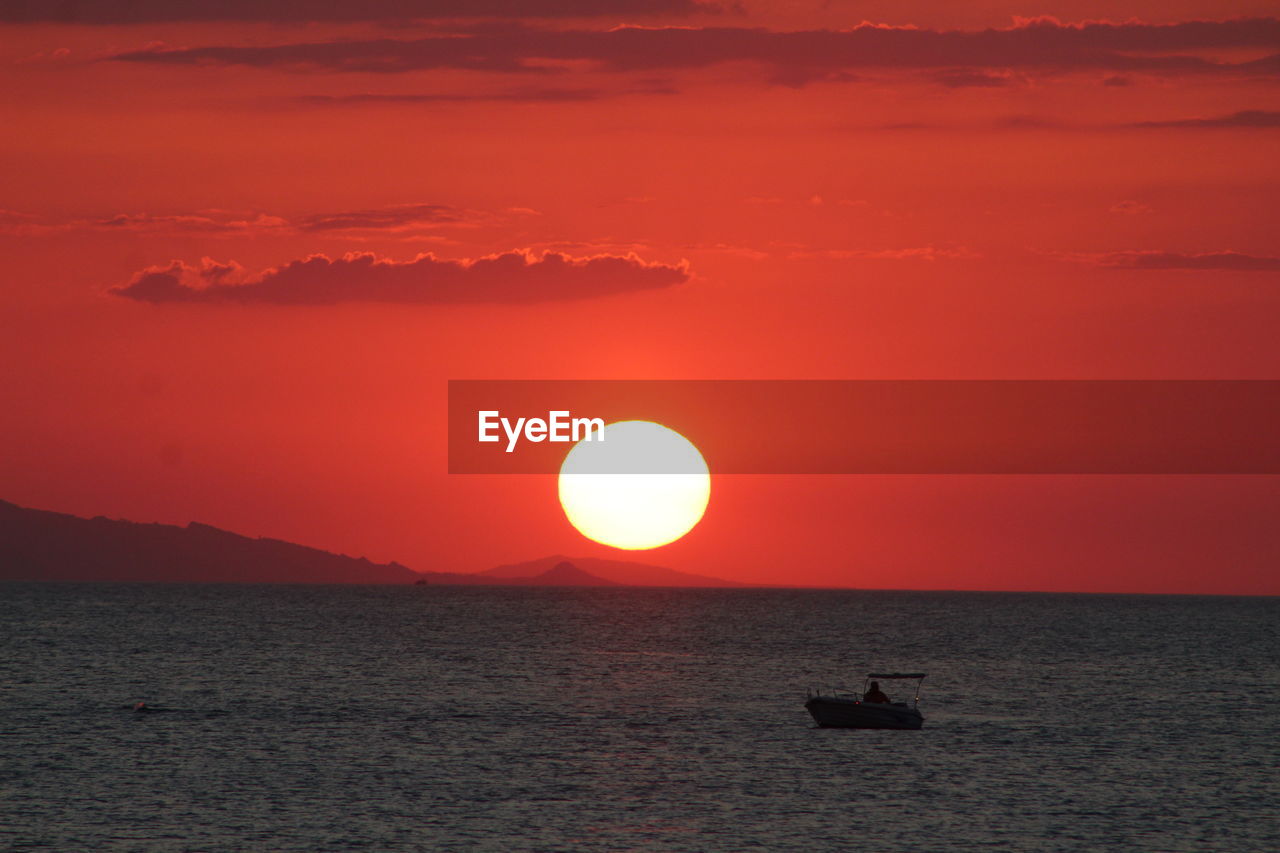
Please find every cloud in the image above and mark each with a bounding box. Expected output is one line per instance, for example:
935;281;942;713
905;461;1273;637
931;69;1018;88
1078;250;1280;271
1;1;717;24
110;250;690;304
787;246;980;261
0;210;289;237
852;110;1277;133
852;114;1064;132
0;203;485;238
94;211;291;233
1238;52;1280;74
1128;109;1280;129
295;203;468;232
108;18;1280;82
292;82;677;106
990;114;1065;129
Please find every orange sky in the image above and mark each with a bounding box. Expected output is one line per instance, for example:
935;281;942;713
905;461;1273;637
2;1;1278;594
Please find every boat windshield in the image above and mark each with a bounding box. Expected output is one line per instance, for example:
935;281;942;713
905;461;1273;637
862;673;926;707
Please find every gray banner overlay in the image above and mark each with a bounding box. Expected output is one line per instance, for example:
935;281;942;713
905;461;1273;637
448;380;1280;474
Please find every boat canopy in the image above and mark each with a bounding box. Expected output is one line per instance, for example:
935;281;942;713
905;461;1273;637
867;673;925;679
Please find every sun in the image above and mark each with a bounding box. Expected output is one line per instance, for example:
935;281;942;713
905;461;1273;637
558;420;710;550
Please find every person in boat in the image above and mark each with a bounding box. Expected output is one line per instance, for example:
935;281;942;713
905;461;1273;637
863;681;891;704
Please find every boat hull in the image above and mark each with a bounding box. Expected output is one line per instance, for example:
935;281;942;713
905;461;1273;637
805;696;924;730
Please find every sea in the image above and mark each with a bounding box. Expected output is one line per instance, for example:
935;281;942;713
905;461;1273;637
1;584;1276;852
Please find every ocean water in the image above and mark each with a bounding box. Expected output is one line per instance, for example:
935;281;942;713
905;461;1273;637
1;584;1276;852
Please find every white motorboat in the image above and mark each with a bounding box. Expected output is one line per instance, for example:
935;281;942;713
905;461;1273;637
805;672;926;729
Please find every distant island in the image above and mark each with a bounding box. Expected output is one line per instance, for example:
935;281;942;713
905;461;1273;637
477;554;743;587
0;500;741;587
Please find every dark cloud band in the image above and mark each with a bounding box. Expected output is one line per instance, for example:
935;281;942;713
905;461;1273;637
111;250;690;305
2;1;714;25
1089;251;1280;271
109;18;1280;81
1128;110;1280;129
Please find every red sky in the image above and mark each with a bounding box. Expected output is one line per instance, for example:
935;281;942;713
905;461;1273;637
2;1;1278;594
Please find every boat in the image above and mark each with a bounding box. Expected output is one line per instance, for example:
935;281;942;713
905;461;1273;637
805;672;926;729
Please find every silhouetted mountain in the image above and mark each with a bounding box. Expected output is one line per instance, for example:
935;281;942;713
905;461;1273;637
412;560;616;587
0;500;743;588
483;554;744;587
529;560;617;586
0;500;419;584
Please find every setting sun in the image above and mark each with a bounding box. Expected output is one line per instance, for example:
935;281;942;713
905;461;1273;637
558;421;710;550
